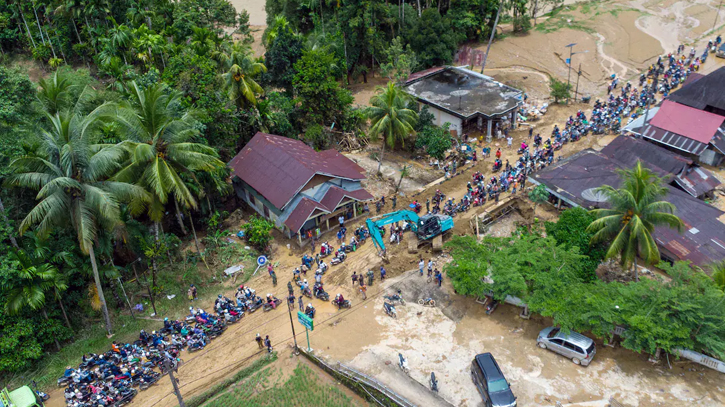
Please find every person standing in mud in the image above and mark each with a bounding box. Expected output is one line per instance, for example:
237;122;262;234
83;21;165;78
352;271;358;286
255;333;264;349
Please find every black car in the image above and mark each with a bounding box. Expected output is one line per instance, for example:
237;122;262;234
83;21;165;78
470;353;517;407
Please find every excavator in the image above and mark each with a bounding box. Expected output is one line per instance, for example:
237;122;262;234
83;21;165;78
365;210;454;256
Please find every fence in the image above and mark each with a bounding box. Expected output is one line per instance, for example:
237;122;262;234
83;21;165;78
299;350;418;407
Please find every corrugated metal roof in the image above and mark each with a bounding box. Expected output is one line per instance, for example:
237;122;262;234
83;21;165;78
319;186;373;211
640;124;709;155
649;100;724;144
600;136;691;177
675;166;721;197
531;149;725;267
228;133;365;210
668;66;725;112
283;198;331;234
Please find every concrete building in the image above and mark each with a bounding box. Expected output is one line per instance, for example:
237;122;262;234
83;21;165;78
228;132;373;245
405;66;523;137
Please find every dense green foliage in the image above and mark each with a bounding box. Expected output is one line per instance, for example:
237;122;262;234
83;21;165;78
241;215;275;252
545;208;605;281
549;77;572;104
415;122;452;160
445;234;725;359
588;161;683;280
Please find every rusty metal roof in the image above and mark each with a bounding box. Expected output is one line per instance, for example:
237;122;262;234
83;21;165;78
283;198;331;234
531;149;725;267
600;135;691;177
674;166;721;198
228;133;365;210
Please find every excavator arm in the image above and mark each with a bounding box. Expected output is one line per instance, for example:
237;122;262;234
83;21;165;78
365;210;420;254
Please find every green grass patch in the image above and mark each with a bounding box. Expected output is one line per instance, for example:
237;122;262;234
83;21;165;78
186;352;278;407
534;14;596;34
202;362;371;407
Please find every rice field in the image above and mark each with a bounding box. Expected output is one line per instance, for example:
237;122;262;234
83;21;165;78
203;362;370;407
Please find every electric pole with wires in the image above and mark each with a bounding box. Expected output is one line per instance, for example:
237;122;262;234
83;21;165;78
165;358;186;407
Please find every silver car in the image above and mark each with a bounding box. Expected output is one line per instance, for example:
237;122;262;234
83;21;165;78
537;327;596;366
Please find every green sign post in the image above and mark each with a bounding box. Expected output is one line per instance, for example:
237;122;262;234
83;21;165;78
297;311;314;352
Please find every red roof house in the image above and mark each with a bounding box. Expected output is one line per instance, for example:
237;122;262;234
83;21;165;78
641;100;725;165
228;133;373;241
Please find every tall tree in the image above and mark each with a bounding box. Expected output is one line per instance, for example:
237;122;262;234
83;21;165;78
111;82;224;287
366;82;417;174
217;41;266;110
5;85;148;336
587;161;684;281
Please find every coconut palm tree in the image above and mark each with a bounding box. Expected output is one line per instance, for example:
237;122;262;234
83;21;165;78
367;82;418;175
587;161;684;281
110;82;224;286
216;41;266;109
710;261;725;292
5;87;149;336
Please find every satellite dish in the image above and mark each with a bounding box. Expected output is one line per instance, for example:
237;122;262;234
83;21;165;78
581;188;608;203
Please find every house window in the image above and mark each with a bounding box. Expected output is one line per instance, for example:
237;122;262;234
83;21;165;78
263;205;270;218
249;194;256;208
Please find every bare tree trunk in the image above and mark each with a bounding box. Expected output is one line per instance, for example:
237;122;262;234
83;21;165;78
72;20;83;44
152;222;160;289
187;211;209;270
377;140;386;175
174;198;188;235
42;308;61;350
55;287;72;331
16;2;36;48
417;0;422;17
633;256;638;282
0;196;18;249
32;3;46;46
481;1;502;74
89;245;113;336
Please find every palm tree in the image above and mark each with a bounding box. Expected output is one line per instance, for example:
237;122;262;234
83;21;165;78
3;249;66;349
37;70;74;115
710;261;725;292
367;82;418;175
5;88;149;336
111;82;224;286
217;41;266;109
587;161;684;281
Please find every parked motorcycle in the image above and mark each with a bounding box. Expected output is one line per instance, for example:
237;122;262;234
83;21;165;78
418;298;436;307
383;302;397;318
263;297;282;312
383;291;406;305
315;290;330;301
331;299;351;309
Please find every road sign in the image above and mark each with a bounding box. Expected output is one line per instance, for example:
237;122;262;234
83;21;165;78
566;58;571;65
297;311;314;331
257;255;267;266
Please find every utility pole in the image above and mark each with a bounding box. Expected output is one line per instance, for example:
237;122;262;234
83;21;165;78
166;359;186;407
565;43;576;105
481;0;503;74
714;0;723;32
574;63;582;103
287;296;299;353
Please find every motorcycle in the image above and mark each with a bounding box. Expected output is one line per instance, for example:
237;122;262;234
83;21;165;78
114;387;137;406
430;372;439;392
398;353;409;373
383;302;397;318
32;381;50;401
383;292;406;305
57;375;72;387
485;298;499;315
139;372;161;390
188;341;205;352
300;287;312;298
305;307;316;319
418;298;436;307
330;255;344;265
315;290;330;301
331;299;351;309
263;297;282;312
